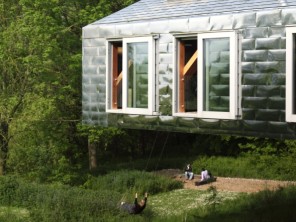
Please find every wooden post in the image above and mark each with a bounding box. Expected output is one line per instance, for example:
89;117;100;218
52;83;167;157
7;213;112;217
112;45;119;109
88;140;97;171
179;41;185;112
0;121;8;175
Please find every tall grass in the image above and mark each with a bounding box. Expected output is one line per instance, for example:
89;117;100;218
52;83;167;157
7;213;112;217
0;175;122;221
83;170;183;196
0;171;182;221
192;155;296;180
158;186;296;222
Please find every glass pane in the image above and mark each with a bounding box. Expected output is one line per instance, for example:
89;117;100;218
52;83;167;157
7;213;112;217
203;38;230;112
127;42;148;108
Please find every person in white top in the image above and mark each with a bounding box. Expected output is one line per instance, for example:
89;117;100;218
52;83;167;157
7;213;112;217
195;168;215;186
201;168;210;181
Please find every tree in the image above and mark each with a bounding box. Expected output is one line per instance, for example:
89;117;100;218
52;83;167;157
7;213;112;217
0;0;83;176
0;0;139;180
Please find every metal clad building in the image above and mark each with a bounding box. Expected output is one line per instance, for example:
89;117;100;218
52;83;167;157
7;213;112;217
82;0;296;138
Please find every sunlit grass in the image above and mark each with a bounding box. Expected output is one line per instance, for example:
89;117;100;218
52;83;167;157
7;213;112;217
148;188;241;217
0;206;30;222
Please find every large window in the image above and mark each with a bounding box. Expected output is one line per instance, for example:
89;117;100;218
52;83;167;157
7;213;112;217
286;27;296;122
174;32;239;119
175;37;198;115
106;37;155;115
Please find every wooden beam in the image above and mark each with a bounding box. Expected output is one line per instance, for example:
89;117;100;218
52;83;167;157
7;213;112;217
179;41;185;112
183;50;197;76
116;72;122;86
112;45;119;109
116;60;133;86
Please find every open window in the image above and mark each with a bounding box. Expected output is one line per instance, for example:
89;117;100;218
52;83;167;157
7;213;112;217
106;37;155;115
286;27;296;122
174;32;239;119
175;37;198;115
109;41;123;110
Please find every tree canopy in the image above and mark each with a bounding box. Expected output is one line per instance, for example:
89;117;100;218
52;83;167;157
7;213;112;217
0;0;138;180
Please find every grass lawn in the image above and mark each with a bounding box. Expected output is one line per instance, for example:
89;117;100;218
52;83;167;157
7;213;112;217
148;188;241;218
0;206;30;222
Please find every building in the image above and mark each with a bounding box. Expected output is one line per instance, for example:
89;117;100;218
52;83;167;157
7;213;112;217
82;0;296;138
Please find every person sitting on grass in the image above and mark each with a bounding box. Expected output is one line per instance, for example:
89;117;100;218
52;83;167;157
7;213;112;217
195;168;216;186
120;192;148;214
184;163;194;180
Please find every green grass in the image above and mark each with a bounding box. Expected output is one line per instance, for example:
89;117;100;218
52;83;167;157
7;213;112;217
0;207;30;222
192;155;296;181
148;188;240;218
2;154;296;221
82;170;183;196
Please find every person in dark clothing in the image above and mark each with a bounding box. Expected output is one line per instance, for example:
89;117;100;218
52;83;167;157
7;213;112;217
185;163;194;180
120;192;148;214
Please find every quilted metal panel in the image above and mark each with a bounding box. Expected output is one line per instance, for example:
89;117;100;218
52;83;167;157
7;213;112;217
242;97;268;109
282;8;296;25
233;12;256;29
244;27;269;39
243;50;268;61
268;97;285;109
255;38;281;49
82;1;296;138
255;109;280;121
256;10;282;27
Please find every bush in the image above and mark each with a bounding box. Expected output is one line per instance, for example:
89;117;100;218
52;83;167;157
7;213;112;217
0;176;122;221
83;170;183;196
192;155;296;180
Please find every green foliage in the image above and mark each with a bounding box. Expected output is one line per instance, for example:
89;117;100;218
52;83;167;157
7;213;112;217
0;170;182;221
192;154;296;180
83;170;182;196
191;186;296;222
238;137;287;155
0;175;122;221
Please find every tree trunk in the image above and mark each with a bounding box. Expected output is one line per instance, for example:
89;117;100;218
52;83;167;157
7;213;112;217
0;121;9;175
88;140;97;171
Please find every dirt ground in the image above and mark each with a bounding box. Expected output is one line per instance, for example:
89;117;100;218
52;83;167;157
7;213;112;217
154;169;296;193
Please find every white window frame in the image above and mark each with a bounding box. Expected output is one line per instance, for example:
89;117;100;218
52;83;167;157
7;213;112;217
106;36;155;115
173;31;239;119
198;32;238;119
106;40;122;113
286;27;296;122
173;35;198;117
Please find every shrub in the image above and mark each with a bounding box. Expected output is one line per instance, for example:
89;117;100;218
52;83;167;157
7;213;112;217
192;155;296;180
0;176;122;221
83;170;183;196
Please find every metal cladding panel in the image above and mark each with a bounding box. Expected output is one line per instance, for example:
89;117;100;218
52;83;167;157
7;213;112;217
82;2;296;138
233;12;256;29
282;8;296;25
188;17;211;32
209;14;233;30
256;10;282;27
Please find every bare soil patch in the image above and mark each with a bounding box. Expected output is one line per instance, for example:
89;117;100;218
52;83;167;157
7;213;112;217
154;169;296;193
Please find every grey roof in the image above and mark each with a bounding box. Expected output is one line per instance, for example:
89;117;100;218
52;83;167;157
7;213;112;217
93;0;296;25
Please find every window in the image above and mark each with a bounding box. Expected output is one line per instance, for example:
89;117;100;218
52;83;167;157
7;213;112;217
286;27;296;122
174;32;239;119
106;37;155;115
109;41;122;110
174;37;198;116
198;32;238;119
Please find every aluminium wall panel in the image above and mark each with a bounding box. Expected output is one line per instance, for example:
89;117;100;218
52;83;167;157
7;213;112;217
82;3;296;138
